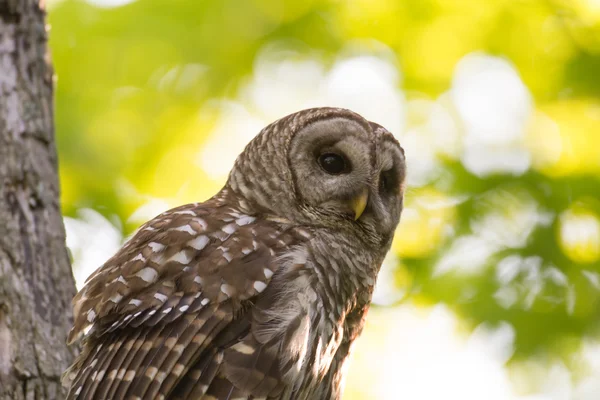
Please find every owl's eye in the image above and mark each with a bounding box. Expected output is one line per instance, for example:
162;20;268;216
379;168;398;194
318;153;347;174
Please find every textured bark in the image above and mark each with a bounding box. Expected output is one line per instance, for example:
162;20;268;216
0;0;76;399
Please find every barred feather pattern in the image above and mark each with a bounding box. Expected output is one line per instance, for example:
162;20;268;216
63;107;405;400
63;190;306;397
63;193;378;400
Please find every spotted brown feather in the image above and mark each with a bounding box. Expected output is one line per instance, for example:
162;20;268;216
64;107;406;400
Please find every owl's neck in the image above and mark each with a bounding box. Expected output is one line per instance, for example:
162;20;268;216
308;230;383;320
272;230;381;398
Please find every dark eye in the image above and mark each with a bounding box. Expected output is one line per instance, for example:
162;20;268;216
318;153;347;175
380;168;398;194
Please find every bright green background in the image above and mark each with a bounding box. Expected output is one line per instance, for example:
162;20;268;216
49;0;600;398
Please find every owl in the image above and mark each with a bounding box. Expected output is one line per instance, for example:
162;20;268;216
63;107;406;400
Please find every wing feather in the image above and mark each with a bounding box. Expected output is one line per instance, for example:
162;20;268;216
64;197;309;399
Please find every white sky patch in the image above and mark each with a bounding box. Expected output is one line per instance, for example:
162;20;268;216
512;343;600;400
580;340;600;384
64;209;123;289
451;53;533;177
462;147;531;177
198;102;267;180
427;94;462;159
243;54;327;121
434;235;500;276
318;55;405;136
493;255;556;311
198;45;406;182
470;189;552;249
346;304;535;400
372;252;405;306
350;305;600;399
400;125;440;186
559;209;600;254
496;255;523;285
127;198;172;226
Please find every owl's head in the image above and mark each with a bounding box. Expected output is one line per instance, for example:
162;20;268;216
227;107;406;248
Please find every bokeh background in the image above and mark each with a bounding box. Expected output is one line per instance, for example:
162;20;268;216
48;0;600;398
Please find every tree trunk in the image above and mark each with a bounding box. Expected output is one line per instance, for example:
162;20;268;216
0;0;76;398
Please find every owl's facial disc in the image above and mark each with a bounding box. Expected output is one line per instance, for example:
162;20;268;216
288;117;373;220
286;112;405;246
314;150;369;219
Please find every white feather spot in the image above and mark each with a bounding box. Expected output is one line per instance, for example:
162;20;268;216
109;293;123;303
179;305;189;312
241;247;252;255
263;268;274;279
194;217;208;230
74;386;82;396
188;235;209;250
297;229;311;238
153;293;168;303
223;252;233;262
221;284;235;297
174;210;196;216
148;310;156;316
162;307;173;314
194;276;203;285
83;325;92;335
253;281;267;293
174;224;196;235
168;250;192;264
222;223;237;234
236;215;256;226
233;342;256;355
116;275;127;285
201;298;210;306
128;299;142;307
87;309;96;322
124;370;136;381
135;267;158;283
148;242;165;252
96;370;105;381
132;253;146;262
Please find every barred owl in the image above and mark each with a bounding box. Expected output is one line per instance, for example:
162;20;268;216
64;107;406;400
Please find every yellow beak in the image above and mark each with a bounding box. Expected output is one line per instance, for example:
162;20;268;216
349;189;369;221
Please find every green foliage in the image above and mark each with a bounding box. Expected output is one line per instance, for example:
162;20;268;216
49;0;600;395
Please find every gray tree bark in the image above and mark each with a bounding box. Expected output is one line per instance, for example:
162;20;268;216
0;0;76;398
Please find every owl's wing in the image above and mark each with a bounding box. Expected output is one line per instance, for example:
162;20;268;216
64;198;309;400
